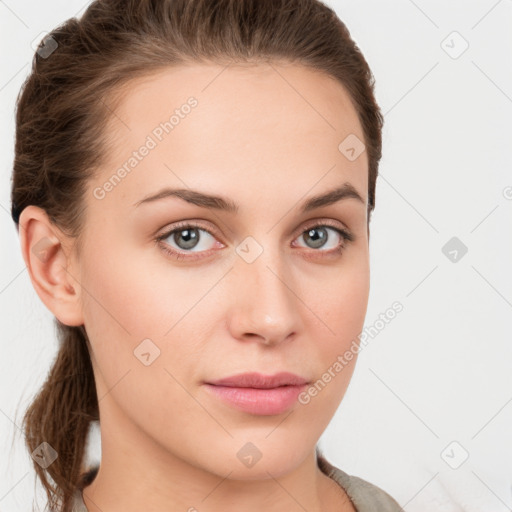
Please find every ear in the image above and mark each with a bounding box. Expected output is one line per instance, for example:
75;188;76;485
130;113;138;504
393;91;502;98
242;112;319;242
18;205;84;327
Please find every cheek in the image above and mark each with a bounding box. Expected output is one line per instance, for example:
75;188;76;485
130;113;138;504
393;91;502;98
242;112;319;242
78;245;201;426
80;236;185;338
335;269;369;336
78;237;214;386
303;256;369;407
298;272;369;427
311;256;370;347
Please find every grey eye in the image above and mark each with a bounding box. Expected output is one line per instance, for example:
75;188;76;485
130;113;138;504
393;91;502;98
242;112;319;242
298;226;342;250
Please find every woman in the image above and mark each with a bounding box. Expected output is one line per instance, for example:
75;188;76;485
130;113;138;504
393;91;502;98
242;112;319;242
11;0;401;510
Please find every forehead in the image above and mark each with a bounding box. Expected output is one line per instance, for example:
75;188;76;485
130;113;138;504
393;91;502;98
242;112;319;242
92;61;368;212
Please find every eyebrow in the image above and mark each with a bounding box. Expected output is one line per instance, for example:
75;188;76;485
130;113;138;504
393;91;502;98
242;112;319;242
133;182;365;213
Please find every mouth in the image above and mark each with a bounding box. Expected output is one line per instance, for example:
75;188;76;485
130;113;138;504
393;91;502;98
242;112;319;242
203;372;309;415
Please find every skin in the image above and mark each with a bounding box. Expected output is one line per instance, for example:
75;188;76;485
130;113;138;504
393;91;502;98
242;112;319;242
19;61;370;512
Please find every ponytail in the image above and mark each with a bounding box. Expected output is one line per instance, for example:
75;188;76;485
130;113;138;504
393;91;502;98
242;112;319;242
22;322;98;512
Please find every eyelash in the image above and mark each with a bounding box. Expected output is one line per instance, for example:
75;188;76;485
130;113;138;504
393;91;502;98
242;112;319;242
155;220;355;262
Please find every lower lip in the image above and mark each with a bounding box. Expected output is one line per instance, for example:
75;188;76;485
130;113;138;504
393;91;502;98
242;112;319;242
203;383;308;415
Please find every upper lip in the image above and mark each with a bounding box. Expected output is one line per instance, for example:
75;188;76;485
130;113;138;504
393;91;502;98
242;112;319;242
205;372;309;389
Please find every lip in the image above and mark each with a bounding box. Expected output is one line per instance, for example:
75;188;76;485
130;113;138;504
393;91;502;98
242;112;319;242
203;372;309;415
206;371;309;388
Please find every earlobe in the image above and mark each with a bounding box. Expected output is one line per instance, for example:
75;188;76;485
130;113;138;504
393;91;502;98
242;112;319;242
18;205;85;327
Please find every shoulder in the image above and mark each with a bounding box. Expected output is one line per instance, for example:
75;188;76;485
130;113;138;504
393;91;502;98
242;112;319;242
317;453;402;512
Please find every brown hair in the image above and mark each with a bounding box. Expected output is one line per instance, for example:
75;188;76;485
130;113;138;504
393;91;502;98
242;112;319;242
10;0;383;510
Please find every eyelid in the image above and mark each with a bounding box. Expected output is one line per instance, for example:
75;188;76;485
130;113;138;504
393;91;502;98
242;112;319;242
295;218;353;241
155;219;220;241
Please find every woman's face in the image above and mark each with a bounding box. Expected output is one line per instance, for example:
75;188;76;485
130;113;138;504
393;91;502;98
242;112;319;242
75;61;370;479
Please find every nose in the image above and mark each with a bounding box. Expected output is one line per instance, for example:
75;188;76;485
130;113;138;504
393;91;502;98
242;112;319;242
227;243;301;347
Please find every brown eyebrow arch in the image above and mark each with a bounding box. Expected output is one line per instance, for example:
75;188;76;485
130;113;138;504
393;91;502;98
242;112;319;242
133;182;365;213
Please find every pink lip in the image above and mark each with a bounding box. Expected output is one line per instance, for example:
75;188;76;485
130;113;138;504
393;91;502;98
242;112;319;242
203;372;309;415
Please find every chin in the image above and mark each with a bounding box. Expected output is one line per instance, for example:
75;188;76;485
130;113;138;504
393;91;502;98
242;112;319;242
209;440;310;481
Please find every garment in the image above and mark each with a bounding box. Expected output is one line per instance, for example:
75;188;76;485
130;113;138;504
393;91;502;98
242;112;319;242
316;453;402;511
72;453;401;511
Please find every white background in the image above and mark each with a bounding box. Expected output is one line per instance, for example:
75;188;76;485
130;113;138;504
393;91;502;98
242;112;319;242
1;1;511;511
